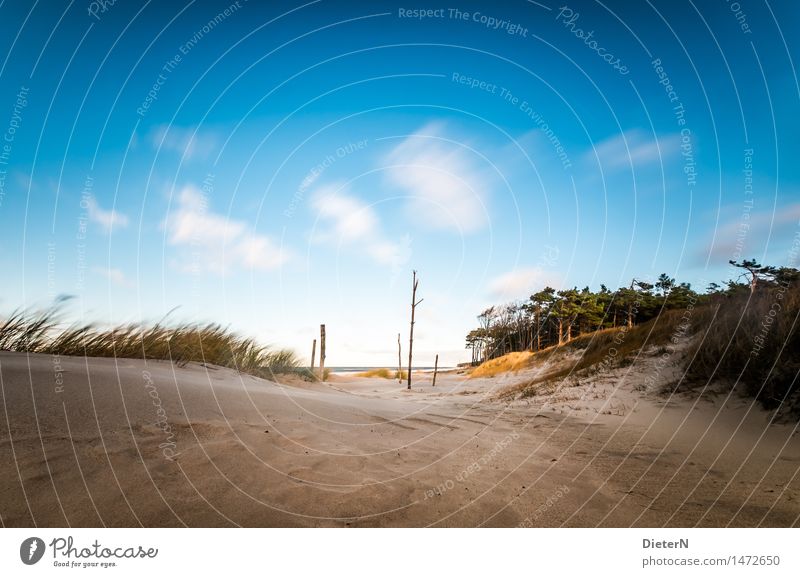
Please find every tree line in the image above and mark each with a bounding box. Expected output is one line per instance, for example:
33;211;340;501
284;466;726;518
465;259;799;365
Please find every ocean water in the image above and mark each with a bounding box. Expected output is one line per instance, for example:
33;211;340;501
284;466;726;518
328;366;447;374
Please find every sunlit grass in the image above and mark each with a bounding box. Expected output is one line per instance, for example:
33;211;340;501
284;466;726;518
496;310;689;399
470;351;535;378
0;305;300;377
354;368;407;379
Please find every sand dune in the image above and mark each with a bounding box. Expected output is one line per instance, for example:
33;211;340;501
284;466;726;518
1;351;798;527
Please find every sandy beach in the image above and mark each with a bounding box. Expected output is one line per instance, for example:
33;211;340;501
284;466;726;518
1;351;798;527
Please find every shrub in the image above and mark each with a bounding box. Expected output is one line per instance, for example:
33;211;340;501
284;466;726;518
683;281;800;412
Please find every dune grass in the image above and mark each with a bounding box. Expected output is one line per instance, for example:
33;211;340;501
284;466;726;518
682;286;800;412
470;351;535;378
354;368;407;379
283;367;330;381
496;309;690;399
496;289;800;415
0;305;301;377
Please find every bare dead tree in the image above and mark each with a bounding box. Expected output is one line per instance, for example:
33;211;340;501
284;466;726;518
407;270;422;390
397;333;402;384
319;324;326;381
310;338;316;374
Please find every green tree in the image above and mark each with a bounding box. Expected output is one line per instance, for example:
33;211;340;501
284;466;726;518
576;286;605;333
656;273;676;297
555;288;585;342
529;287;556;350
729;259;777;293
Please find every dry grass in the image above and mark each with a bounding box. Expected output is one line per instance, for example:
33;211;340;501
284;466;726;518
470;351;535;378
283;367;331;382
683;286;800;412
497;289;800;413
499;310;687;399
0;305;301;377
355;368;407;379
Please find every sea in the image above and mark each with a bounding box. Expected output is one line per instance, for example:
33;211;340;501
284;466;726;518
328;366;448;374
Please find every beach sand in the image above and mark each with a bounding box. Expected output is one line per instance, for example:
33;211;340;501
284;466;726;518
1;351;798;527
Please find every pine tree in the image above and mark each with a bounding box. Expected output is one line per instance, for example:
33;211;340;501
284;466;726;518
729;259;777;293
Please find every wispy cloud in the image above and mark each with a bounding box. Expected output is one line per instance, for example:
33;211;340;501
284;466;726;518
233;234;288;270
87;197;128;233
168;186;242;244
703;202;800;262
92;266;131;287
313;187;379;242
488;267;561;299
150;125;217;160
166;184;288;274
384;122;489;233
311;184;411;272
585;129;680;171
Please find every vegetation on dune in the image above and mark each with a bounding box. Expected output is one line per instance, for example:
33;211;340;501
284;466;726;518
683;272;800;410
496;311;685;399
469;260;800;413
466;272;699;362
0;304;301;378
288;367;331;381
355;368;407;379
470;351;534;378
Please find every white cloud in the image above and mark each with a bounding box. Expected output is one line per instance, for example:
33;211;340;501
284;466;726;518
92;266;131;287
166;184;288;274
311;184;410;271
704;202;800;261
367;237;409;266
384;122;489;233
586;129;680;170
168;186;243;245
488;267;560;299
313;188;379;241
234;235;287;270
87;197;128;233
150;125;217;160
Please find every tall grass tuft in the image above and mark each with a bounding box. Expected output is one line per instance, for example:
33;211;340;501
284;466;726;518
0;305;300;377
683;281;800;412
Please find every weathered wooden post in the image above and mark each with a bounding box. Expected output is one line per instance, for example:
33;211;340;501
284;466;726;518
397;333;402;384
432;353;439;387
407;271;422;390
319;324;326;381
310;338;317;374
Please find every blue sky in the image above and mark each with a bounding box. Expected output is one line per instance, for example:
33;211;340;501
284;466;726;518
1;0;798;365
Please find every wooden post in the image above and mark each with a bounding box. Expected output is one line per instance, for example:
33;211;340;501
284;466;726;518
319;324;326;381
432;353;439;387
397;333;402;384
310;339;317;374
407;271;422;390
